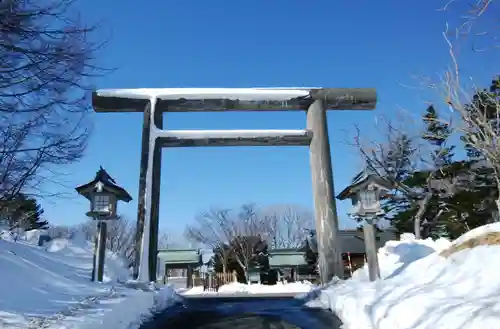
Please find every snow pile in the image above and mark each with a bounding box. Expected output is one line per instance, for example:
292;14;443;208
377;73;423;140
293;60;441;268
64;284;181;329
1;228;48;244
0;230;180;329
182;286;206;295
182;281;315;295
312;224;500;329
0;230;16;242
218;281;315;294
351;232;451;281
43;237;130;283
23;229;49;245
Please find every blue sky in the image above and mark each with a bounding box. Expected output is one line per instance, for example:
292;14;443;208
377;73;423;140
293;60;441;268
43;0;496;236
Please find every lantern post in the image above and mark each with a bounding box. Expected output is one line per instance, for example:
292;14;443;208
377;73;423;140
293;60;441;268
76;167;132;282
337;167;392;281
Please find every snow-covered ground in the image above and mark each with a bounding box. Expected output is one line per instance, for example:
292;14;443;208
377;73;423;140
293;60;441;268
9;222;500;329
307;224;500;329
0;229;180;329
182;281;315;296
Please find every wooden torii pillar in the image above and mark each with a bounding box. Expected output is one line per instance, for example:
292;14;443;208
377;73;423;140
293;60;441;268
91;88;377;284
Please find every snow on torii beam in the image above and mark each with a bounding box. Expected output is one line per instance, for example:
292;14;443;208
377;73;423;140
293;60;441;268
91;87;377;284
92;87;377;112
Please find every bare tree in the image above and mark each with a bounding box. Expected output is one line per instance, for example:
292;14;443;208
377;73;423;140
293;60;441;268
438;0;499;51
157;232;187;249
47;224;74;239
230;204;269;281
430;1;500;215
439;49;500;214
185;208;234;272
106;220;136;262
73;219;135;262
186;203;313;278
0;0;105;205
185;203;268;278
260;205;314;249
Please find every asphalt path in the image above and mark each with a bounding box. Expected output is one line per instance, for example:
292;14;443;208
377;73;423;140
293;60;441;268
139;295;342;329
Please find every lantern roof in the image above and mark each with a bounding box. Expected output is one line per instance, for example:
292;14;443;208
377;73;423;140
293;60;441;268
336;166;393;201
75;166;132;202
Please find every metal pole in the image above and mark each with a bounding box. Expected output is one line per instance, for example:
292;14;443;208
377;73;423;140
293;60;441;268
96;220;107;282
363;218;380;281
306;99;343;284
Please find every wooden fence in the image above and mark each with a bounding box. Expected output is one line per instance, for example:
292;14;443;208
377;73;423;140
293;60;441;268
192;271;238;291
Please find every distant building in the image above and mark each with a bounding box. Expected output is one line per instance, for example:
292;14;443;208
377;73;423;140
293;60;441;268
301;228;398;277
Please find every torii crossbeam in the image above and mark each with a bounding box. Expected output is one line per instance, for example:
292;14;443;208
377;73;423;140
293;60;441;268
91;87;377;284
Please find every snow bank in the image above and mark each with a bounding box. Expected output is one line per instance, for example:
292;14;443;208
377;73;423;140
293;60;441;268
23;229;49;245
219;281;315;294
182;286;206;295
57;285;180;329
182;281;315;295
0;231;180;329
351;232;451;281
44;237;130;283
311;224;500;329
0;230;16;242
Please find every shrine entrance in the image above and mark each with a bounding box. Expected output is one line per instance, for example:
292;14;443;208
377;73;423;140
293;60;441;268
91;87;377;284
157;249;202;288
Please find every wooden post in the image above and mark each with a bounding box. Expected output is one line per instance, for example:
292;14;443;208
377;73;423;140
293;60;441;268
164;264;169;284
186;266;194;288
148;108;163;282
134;101;153;279
363;220;380;281
96;221;107;282
204;272;209;291
347;252;353;277
135;98;163;282
307;99;343;284
91;221;99;281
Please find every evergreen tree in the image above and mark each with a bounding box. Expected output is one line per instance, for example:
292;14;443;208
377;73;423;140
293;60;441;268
387;105;455;238
379;133;416;183
388;92;499;239
422;105;454;168
1;194;48;230
19;197;47;230
359;77;500;239
461;76;500;159
451;76;500;230
420;105;454;238
377;133;417;233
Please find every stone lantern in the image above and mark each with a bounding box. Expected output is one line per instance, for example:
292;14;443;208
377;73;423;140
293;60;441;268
76;166;132;282
337;167;392;281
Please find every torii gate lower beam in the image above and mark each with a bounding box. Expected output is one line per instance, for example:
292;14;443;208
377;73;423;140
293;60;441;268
92;88;377;284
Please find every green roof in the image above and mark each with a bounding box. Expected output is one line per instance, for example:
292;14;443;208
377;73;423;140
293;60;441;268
268;249;307;267
157;249;202;265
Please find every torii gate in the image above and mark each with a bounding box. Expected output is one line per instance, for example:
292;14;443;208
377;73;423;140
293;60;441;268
91;88;377;284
